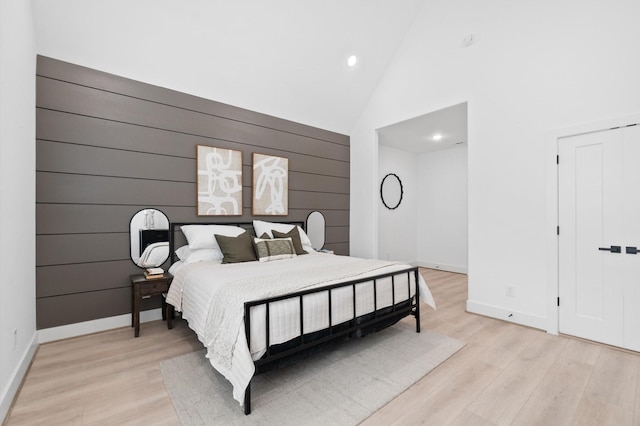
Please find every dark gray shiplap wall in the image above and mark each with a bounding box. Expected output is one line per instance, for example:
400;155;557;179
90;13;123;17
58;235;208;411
36;56;350;329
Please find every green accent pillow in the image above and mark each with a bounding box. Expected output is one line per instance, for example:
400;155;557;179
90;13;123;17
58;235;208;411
272;227;307;255
214;231;258;264
254;237;297;262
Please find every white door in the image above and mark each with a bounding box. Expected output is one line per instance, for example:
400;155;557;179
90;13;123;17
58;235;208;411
622;125;640;351
559;125;640;351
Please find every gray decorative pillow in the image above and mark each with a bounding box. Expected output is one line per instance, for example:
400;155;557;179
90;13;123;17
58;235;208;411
254;237;297;262
272;227;307;255
214;231;258;264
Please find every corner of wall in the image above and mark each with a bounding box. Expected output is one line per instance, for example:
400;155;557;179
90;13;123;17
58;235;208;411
0;333;38;424
416;262;468;275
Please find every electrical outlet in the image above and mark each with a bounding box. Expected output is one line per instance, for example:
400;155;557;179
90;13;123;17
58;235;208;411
506;285;515;298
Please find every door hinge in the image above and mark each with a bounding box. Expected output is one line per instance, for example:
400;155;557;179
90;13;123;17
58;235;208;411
556;155;559;165
557;297;560;307
557;226;560;235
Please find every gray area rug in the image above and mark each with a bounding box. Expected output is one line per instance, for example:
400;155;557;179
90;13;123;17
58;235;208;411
160;322;464;425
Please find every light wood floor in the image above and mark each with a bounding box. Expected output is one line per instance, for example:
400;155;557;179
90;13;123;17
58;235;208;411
5;269;640;425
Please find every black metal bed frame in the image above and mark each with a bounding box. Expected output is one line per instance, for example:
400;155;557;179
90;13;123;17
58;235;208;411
169;222;421;415
243;267;420;414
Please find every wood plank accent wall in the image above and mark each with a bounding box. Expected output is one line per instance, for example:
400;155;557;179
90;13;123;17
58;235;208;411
36;56;350;330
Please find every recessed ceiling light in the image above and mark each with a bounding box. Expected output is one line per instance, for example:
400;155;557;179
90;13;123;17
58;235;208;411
432;133;443;141
347;55;357;67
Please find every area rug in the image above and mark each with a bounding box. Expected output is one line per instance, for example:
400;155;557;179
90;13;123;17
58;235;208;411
160;322;464;426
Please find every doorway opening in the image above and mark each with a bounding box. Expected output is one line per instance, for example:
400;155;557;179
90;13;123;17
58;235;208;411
375;102;468;273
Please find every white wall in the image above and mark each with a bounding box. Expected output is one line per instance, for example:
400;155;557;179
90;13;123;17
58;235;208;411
378;145;418;263
417;146;467;273
351;0;640;329
0;0;37;421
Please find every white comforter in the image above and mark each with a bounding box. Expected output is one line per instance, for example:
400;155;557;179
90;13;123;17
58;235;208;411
166;254;435;405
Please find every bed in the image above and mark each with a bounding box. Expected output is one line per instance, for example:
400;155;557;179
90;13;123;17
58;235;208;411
165;220;435;414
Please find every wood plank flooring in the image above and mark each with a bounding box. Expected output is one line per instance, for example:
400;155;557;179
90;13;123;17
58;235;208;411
5;268;640;425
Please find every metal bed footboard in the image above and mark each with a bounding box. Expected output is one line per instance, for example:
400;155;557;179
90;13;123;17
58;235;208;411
242;266;421;414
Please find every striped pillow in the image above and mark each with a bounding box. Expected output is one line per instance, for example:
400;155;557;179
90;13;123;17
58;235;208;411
253;237;297;262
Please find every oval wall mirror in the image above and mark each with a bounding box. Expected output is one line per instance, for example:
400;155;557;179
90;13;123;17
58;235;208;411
380;173;403;210
306;211;326;250
129;208;170;268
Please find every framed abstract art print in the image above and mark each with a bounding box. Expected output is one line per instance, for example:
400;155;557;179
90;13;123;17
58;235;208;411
252;153;288;216
196;145;243;216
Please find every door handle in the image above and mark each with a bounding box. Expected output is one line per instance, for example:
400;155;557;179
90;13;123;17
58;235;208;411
599;245;621;253
626;246;639;254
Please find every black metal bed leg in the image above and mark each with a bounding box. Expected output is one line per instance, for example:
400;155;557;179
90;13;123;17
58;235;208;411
243;301;252;415
244;382;251;415
415;270;421;333
416;297;420;333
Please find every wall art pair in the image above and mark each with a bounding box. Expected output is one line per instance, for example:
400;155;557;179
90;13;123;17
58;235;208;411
196;145;288;216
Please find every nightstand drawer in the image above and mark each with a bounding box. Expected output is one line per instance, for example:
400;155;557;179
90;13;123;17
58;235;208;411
139;279;170;296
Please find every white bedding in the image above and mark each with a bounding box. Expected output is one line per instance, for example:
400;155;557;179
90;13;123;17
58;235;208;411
166;253;435;405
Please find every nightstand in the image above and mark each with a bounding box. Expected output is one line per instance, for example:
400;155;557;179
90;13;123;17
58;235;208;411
130;272;173;337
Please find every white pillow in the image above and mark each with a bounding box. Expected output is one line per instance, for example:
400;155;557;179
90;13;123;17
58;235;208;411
252;220;313;249
181;224;245;250
175;245;223;264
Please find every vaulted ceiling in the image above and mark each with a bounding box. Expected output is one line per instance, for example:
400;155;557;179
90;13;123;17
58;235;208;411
32;0;427;134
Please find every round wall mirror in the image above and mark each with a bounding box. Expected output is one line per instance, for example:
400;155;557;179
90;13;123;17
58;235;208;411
306;211;326;250
130;208;170;268
380;173;403;210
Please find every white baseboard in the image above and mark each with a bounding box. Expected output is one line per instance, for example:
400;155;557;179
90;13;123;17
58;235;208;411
466;300;547;331
38;308;163;344
1;333;38;424
415;261;468;274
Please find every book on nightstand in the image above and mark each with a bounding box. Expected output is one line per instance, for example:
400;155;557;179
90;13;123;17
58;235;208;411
144;267;164;279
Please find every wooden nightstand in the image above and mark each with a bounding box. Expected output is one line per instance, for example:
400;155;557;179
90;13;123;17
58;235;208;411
130;273;173;337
